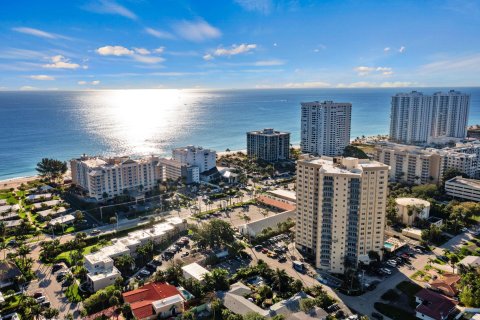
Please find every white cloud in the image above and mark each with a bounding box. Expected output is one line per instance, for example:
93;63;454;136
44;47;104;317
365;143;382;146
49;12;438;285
154;47;165;54
20;86;38;90
132;55;165;64
173;19;221;42
29;75;55;80
214;44;257;56
133;48;151;55
96;45;134;56
84;0;137;20
234;0;272;14
78;80;100;85
254;59;285;66
337;81;412;88
420;53;480;73
273;43;278;47
284;81;331;88
144;27;175;39
203;53;214;61
12;27;67;40
43;55;80;69
384;47;391;52
399;46;406;53
354;66;393;76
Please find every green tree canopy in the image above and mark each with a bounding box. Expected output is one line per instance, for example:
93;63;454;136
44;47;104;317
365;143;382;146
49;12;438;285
36;158;67;182
343;145;369;159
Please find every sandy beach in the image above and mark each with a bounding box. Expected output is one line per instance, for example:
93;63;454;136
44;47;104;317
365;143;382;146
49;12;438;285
0;175;39;190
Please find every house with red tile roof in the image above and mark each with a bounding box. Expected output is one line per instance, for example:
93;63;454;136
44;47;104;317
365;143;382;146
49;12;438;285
122;282;186;320
429;274;461;297
415;289;457;320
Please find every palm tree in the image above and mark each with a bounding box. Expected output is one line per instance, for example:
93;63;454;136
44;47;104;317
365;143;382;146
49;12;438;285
450;255;459;273
43;307;60;320
17;244;31;266
272;268;290;293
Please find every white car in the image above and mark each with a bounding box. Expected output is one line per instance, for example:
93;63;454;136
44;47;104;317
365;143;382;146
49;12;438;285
381;268;392;275
386;261;396;268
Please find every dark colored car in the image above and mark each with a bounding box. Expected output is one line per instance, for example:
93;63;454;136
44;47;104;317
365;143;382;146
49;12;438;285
52;264;63;273
372;312;384;320
254;245;263;251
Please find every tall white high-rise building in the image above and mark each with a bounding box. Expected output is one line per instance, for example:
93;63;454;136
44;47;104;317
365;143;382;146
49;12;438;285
431;90;470;139
172;146;216;173
389;90;470;145
247;128;290;162
295;156;389;273
301;101;352;156
389;91;433;144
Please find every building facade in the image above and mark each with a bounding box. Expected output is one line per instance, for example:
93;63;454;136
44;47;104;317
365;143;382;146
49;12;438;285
295;156;389;273
374;142;480;184
172;146;216;173
445;176;480;202
247;128;290;161
395;197;431;225
71;155;161;200
389;90;470;145
300;101;352;156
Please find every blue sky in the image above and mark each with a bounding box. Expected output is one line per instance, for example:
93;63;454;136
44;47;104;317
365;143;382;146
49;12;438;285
1;0;479;90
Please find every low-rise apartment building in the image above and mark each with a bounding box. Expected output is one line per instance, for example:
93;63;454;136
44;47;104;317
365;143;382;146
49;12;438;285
445;176;480;202
84;217;185;291
374;142;480;184
71;155;161;200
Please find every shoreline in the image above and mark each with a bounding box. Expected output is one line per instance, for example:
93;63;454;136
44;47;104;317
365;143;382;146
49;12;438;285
0;175;39;190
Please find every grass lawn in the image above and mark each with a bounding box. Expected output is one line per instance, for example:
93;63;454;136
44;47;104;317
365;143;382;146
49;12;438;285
56;242;111;265
65;282;86;302
374;302;417;320
0;192;18;205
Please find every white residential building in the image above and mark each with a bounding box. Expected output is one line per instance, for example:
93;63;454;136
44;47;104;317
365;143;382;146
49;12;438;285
300;101;352;156
295;156;389;273
172;146;216;173
247;128;290;161
389;90;470;145
445;176;480;202
374;142;480;184
84;217;185;291
70;155;161;200
395;198;431;225
431;90;470;140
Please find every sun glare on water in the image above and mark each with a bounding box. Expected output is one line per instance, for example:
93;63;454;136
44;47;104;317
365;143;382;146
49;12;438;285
82;89;200;156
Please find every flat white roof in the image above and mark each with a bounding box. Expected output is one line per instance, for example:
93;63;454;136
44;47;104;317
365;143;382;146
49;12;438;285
268;189;296;201
87;265;121;282
48;214;75;225
447;176;480;189
182;263;210;281
152;294;185;310
395;197;430;207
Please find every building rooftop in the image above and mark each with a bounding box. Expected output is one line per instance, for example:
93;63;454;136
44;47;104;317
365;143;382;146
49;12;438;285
268;189;296;201
123;282;184;320
247;128;290;136
415;288;457;320
48;214;75;225
182;263;210;281
395;197;430;207
446;176;480;188
300;156;388;175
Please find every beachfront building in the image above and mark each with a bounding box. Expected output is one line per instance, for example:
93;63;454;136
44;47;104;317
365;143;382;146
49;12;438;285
156;158;200;184
300;101;352;156
389;90;470;145
247;128;290;162
395;197;431;226
445;176;480;202
374;142;480;185
172;146;216;173
295;155;389;273
70;155;161;200
84;217;185;291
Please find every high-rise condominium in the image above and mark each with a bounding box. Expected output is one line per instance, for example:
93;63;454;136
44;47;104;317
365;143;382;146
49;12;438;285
301;101;352;156
295;156;389;273
389;90;470;144
247;128;290;162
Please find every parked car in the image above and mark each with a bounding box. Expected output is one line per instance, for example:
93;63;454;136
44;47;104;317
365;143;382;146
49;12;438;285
180;252;190;258
33;291;43;298
254;245;263;251
277;255;287;263
91;229;101;235
146;263;157;272
52;264;63;273
35;296;46;303
261;248;268;254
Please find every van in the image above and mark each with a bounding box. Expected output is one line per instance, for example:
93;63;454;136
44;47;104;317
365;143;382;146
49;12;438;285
293;261;304;272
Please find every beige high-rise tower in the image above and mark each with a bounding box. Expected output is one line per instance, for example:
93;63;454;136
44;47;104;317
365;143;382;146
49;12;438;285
295;155;389;273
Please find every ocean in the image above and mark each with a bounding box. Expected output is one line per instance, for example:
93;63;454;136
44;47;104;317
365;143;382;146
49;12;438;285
1;87;479;180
